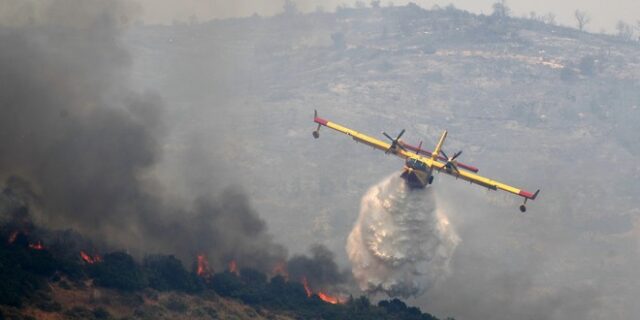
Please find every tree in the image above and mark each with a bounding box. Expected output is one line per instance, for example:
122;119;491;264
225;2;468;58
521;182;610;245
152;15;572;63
282;0;298;16
188;14;198;26
528;11;555;25
211;271;244;297
144;254;201;292
331;32;346;50
574;10;590;31
544;12;556;25
491;0;511;18
90;252;147;291
616;20;634;41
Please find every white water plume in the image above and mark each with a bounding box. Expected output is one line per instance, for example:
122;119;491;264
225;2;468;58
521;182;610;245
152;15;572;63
346;174;459;297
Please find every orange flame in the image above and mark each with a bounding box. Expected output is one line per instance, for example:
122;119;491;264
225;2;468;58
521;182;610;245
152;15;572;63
29;241;44;250
301;277;312;297
80;251;101;264
272;262;288;279
8;230;19;244
197;254;212;278
318;291;340;304
301;276;342;304
228;260;239;275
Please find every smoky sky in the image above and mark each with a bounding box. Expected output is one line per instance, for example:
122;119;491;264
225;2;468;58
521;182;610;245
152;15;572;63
4;2;639;319
0;0;288;272
286;244;347;291
135;0;639;32
121;4;640;319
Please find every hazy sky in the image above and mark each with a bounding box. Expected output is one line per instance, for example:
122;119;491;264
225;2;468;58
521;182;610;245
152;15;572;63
136;0;639;33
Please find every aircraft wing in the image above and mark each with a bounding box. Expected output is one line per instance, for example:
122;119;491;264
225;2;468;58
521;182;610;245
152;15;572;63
314;115;459;172
314;115;398;154
436;165;540;200
313;111;540;210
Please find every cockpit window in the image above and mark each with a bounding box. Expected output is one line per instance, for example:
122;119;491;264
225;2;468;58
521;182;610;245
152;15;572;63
406;158;427;171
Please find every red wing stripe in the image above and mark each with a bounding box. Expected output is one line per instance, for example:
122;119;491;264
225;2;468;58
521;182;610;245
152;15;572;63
456;163;480;173
314;117;328;126
519;190;534;199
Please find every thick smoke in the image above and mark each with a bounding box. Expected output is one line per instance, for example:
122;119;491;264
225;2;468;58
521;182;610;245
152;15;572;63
0;0;285;272
286;244;347;290
346;174;459;298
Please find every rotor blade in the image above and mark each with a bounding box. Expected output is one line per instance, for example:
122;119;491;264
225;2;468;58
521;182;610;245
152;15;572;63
452;150;463;160
396;129;405;140
382;132;394;141
398;144;408;151
452;163;460;173
440;149;449;160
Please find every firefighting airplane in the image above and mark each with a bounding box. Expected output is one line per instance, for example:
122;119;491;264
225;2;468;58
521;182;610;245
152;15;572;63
312;111;540;212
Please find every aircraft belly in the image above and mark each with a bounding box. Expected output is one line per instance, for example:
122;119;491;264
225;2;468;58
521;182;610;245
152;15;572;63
401;168;431;189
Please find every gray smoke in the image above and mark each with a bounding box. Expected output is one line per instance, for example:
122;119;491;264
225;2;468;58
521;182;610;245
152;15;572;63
286;244;347;290
0;0;285;271
346;174;459;298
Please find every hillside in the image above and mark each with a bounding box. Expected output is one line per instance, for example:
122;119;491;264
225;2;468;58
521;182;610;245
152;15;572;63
126;3;640;252
2;283;293;320
0;230;442;320
124;4;640;320
2;2;640;320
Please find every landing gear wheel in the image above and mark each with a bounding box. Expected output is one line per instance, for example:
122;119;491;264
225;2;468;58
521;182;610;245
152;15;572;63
519;205;527;213
312;131;320;139
428;176;434;184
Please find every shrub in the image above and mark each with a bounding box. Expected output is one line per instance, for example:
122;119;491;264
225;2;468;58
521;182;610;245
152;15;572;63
92;307;111;319
133;304;166;319
0;244;48;306
163;295;188;313
36;300;62;312
64;306;94;319
144;254;201;292
90;252;147;291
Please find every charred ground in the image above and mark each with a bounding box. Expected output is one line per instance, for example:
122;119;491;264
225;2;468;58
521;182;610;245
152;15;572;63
0;216;441;320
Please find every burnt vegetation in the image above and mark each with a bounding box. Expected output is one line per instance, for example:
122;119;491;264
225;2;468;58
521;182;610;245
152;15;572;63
0;227;440;320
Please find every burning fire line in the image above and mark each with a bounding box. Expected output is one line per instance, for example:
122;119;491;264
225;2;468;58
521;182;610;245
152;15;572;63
302;277;313;297
228;259;239;275
80;251;102;264
29;241;44;250
8;230;19;244
271;262;288;279
301;276;341;304
197;254;212;278
7;230;45;250
317;292;340;305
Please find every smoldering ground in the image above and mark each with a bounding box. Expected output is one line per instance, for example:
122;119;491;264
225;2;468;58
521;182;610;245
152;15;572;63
0;0;292;273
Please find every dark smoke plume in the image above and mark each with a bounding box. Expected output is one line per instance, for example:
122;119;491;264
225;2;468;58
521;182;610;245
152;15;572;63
286;244;347;290
0;0;286;272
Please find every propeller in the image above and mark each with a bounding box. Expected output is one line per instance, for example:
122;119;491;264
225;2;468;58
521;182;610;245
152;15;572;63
440;149;463;173
415;141;423;155
382;129;407;154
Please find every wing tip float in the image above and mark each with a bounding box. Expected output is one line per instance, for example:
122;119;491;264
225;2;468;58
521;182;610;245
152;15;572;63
312;110;541;213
